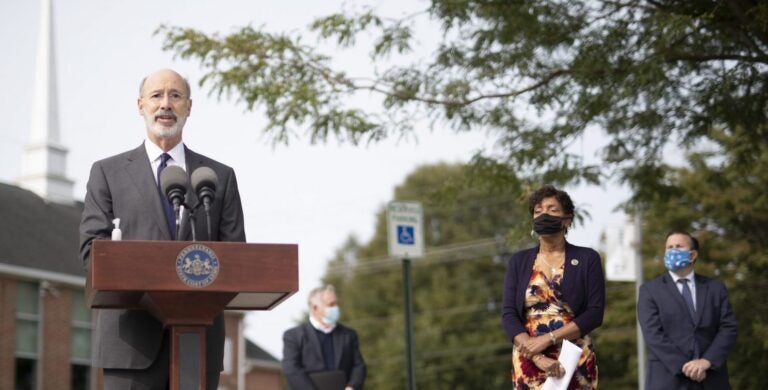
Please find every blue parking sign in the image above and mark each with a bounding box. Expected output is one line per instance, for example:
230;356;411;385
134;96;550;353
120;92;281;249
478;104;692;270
397;225;415;245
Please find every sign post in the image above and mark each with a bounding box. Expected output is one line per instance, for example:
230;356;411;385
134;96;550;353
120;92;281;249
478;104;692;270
387;201;424;390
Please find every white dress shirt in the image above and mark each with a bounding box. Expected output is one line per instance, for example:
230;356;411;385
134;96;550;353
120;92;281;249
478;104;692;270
144;139;187;185
669;270;697;309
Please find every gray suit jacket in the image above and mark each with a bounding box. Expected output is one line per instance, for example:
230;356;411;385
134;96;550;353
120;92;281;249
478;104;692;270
79;143;246;370
282;322;366;390
638;273;738;389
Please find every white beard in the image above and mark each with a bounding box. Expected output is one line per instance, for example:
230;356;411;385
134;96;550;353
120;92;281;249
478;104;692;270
144;113;187;139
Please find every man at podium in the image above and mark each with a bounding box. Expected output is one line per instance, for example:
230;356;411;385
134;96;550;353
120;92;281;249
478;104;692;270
282;285;367;390
79;68;246;389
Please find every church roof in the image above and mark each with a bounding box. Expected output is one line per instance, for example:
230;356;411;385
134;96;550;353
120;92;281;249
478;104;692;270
0;182;84;278
246;338;280;364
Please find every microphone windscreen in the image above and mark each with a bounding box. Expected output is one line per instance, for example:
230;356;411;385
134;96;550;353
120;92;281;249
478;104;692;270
160;165;189;197
191;166;219;193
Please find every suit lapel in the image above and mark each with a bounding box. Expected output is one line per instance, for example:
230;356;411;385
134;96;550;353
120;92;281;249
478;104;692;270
517;248;537;315
305;323;325;367
333;326;344;369
693;275;707;326
125;144;171;240
562;242;576;296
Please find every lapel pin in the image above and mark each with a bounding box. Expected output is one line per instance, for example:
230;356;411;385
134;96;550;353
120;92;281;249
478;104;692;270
571;259;579;266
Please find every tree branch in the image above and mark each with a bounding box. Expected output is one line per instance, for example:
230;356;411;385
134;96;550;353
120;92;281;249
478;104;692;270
353;69;571;107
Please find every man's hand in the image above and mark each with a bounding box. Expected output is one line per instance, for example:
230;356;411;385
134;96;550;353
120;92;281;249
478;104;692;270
344;387;354;390
682;359;711;382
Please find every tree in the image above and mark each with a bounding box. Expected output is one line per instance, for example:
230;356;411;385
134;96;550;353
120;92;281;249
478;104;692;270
158;0;768;185
592;280;640;389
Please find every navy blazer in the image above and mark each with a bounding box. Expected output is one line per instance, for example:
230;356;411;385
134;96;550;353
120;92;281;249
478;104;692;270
501;242;605;340
282;322;367;390
638;273;737;389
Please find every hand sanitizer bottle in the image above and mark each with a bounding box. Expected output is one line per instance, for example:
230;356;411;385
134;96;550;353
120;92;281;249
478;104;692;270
111;218;122;241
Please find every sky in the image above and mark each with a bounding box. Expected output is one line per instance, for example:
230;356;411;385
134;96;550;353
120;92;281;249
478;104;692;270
0;0;630;359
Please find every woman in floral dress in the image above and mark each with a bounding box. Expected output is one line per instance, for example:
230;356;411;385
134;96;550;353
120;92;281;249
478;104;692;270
501;185;605;389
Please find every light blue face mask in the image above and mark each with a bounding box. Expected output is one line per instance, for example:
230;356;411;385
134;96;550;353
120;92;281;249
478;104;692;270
664;248;693;271
323;306;340;326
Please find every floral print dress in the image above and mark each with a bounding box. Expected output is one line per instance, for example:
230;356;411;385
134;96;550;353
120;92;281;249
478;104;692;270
511;260;598;389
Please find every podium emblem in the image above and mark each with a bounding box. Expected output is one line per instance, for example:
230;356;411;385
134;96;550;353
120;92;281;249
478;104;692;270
175;244;220;287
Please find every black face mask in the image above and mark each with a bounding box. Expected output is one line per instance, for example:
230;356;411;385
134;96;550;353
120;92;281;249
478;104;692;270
532;213;565;235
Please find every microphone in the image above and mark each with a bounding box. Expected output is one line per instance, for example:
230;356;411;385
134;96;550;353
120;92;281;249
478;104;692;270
191;167;218;240
160;165;189;239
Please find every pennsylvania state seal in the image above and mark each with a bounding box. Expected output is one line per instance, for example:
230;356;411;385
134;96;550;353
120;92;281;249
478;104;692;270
175;244;220;287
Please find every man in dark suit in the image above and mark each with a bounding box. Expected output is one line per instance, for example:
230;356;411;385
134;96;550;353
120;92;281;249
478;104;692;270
638;230;737;389
79;68;246;389
282;285;366;390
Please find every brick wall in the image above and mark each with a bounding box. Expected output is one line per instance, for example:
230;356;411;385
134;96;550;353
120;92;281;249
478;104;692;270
245;367;283;390
0;277;17;390
40;284;73;390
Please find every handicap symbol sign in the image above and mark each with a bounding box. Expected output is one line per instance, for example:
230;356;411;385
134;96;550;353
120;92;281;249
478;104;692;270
397;225;415;245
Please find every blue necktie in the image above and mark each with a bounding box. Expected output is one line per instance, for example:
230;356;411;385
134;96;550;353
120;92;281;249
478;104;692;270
156;153;176;239
678;278;700;357
678;279;696;318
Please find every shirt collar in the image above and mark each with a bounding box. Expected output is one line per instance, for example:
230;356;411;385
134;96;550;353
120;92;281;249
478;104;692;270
669;269;695;284
144;138;186;168
309;315;336;334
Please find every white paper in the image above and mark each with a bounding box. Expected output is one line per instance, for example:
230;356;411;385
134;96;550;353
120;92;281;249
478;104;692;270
541;339;583;390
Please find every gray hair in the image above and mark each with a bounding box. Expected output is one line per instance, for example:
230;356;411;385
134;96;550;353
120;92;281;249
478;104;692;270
308;285;336;308
138;75;192;98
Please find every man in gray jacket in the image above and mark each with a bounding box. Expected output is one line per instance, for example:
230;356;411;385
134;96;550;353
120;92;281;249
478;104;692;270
79;68;245;389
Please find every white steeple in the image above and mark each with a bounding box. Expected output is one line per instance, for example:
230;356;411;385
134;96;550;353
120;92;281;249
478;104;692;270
18;0;74;204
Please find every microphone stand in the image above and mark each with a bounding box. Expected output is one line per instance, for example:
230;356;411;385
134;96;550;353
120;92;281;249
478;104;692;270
167;188;185;241
173;202;182;241
188;207;197;242
176;202;197;241
202;196;212;241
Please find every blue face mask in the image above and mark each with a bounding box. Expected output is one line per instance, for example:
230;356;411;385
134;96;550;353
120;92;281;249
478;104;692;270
323;306;340;326
664;248;693;271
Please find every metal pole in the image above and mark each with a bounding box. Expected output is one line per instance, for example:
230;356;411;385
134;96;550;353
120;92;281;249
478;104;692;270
403;257;416;390
634;213;645;390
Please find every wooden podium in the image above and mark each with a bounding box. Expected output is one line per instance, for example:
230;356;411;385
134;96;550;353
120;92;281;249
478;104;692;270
87;240;298;390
